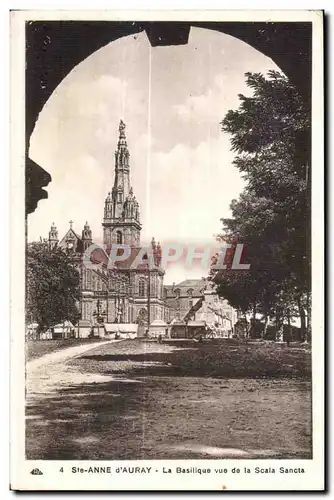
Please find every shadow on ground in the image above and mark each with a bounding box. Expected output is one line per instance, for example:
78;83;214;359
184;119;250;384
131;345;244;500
76;340;311;379
26;375;312;460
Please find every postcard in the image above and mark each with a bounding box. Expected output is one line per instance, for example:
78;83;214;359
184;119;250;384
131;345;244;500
10;9;324;491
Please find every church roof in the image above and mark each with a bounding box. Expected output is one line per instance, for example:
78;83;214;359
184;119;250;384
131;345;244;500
59;227;83;252
88;245;163;271
175;278;206;288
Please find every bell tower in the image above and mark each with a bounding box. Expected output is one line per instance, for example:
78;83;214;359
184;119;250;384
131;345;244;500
82;221;92;250
48;222;58;249
102;120;141;247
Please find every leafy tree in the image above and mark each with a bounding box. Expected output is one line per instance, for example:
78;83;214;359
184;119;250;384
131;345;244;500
26;241;80;334
212;71;310;341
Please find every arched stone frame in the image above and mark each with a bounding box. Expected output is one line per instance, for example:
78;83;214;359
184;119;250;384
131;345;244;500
25;20;312;216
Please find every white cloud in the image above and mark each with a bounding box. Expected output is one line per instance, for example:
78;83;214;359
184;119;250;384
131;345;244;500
28;27;281;283
146;136;245;243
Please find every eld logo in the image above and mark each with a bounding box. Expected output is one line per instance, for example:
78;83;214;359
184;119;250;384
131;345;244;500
30;468;43;475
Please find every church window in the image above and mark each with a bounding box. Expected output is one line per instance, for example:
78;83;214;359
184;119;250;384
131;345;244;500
116;231;123;244
151;279;156;297
66;239;74;251
118;192;122;203
139;279;146;297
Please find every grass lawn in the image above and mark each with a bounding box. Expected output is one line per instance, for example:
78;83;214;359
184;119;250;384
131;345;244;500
72;338;311;379
25;338;106;361
26;339;312;460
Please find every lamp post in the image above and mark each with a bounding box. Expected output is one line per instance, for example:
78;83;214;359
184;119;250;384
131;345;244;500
93;298;106;337
147;267;151;328
109;273;131;324
77;259;83;339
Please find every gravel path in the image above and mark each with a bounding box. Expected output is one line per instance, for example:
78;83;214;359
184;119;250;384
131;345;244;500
26;340;123;398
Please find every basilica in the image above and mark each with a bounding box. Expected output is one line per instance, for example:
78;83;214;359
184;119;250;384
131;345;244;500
47;120;167;336
47;120;236;337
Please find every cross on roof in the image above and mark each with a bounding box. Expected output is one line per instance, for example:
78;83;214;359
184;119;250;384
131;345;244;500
69;220;73;229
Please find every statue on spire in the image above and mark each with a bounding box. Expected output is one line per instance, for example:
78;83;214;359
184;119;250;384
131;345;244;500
119;119;126;137
116;119;129;156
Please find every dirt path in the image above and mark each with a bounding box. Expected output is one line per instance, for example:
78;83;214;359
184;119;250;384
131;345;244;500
26;340;312;460
26;340;123;398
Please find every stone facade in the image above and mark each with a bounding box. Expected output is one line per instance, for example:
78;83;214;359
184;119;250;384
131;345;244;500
47;120;236;336
194;287;238;335
164;279;237;334
164;279;207;322
49;121;166;336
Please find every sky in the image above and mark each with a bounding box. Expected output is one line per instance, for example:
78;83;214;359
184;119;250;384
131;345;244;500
28;27;280;284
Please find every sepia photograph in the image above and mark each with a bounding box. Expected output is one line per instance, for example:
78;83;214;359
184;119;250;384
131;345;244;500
10;9;324;491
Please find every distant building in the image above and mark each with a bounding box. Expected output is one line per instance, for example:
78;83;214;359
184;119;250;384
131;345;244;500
50;320;75;340
164;278;207;322
164;279;237;334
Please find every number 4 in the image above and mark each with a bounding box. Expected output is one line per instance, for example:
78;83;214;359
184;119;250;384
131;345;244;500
59;467;64;473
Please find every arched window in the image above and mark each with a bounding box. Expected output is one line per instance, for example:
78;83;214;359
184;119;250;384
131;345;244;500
139;279;146;297
116;231;122;244
187;288;194;296
174;288;180;298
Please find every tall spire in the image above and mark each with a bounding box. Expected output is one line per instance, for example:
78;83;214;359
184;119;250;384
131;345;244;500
116;119;129;157
111;120;131;213
119;119;126;139
102;120;141;247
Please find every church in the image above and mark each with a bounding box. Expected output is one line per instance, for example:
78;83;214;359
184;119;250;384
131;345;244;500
47;120;236;337
48;120;166;336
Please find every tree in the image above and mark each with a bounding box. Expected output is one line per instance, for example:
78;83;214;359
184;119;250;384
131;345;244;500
212;71;311;340
26;241;80;334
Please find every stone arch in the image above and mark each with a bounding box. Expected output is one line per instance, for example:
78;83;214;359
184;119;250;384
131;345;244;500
26;21;311;214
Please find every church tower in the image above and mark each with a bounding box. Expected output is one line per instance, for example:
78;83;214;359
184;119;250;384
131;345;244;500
48;222;58;249
102;120;141;247
82;221;92;250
